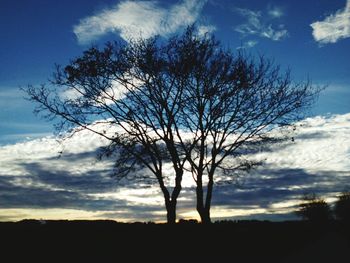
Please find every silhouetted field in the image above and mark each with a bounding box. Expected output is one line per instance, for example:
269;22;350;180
1;220;349;262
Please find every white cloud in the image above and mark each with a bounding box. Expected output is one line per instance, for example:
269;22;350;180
255;113;350;171
60;80;128;103
165;0;206;32
235;8;261;35
237;40;258;50
261;25;288;41
268;6;284;18
197;25;217;36
74;1;165;43
246;40;258;47
234;7;288;41
59;87;83;100
311;0;350;44
74;0;208;44
1;113;350;222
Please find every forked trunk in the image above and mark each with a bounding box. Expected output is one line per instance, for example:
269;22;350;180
166;200;177;224
164;170;183;224
198;208;211;224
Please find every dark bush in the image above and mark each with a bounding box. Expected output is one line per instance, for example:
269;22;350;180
178;219;198;224
334;192;350;221
296;193;332;222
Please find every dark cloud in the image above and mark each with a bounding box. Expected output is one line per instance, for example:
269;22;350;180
1;160;349;221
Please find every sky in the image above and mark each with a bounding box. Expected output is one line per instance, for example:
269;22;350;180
0;0;350;145
0;0;350;222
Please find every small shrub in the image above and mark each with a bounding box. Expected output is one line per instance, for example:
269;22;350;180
178;219;198;224
296;193;332;222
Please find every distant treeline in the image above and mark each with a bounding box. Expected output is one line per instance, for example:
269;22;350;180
296;192;350;222
2;218;350;261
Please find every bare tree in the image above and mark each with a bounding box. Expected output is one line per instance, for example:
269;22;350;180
166;29;320;223
25;35;192;224
25;26;319;224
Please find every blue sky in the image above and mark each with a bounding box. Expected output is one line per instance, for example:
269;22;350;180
0;0;350;145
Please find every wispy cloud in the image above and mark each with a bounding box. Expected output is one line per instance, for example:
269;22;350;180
260;24;288;41
268;6;284;19
234;6;288;42
237;40;258;50
74;0;208;44
310;0;350;44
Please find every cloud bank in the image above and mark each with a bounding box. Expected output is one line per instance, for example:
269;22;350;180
311;0;350;44
74;0;208;43
1;113;350;222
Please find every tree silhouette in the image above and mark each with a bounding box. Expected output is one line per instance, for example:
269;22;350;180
25;33;191;224
24;26;319;224
168;29;319;223
296;193;332;222
334;191;350;221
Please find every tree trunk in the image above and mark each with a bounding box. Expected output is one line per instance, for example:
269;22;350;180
196;174;214;224
197;201;211;224
199;207;211;224
166;200;177;224
203;175;214;224
164;170;183;224
196;183;211;223
196;173;206;223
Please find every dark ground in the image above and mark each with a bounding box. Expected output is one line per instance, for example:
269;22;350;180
1;220;349;262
